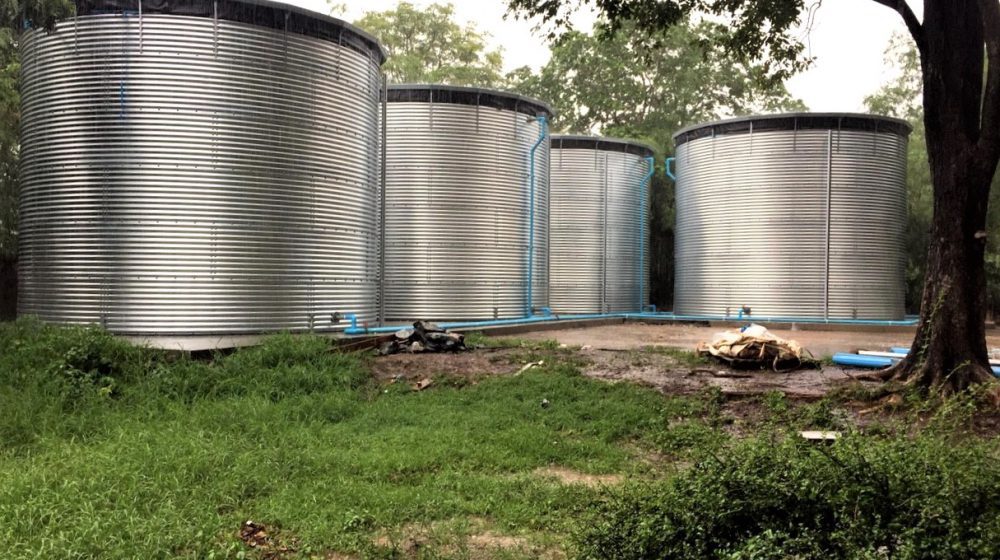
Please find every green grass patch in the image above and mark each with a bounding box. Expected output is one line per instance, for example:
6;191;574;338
2;319;998;559
0;320;689;558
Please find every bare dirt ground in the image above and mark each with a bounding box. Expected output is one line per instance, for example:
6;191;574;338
502;322;932;357
370;340;854;399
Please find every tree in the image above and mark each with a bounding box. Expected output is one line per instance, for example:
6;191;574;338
354;2;504;86
0;0;73;319
509;20;805;308
865;34;932;313
508;0;1000;393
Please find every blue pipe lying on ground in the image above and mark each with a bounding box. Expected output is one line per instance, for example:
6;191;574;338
832;352;1000;376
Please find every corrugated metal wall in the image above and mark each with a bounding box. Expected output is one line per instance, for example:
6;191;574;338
550;137;652;313
673;115;909;320
383;86;551;321
18;11;384;333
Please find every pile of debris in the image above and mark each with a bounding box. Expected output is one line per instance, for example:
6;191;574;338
696;324;816;372
379;321;467;355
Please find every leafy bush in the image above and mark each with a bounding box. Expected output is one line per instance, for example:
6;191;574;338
576;434;1000;560
0;320;370;452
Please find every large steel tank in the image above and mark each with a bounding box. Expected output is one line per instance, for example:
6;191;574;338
672;113;910;320
18;0;385;334
549;136;654;314
382;85;553;321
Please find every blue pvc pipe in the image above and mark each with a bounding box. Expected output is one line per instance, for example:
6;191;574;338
880;347;1000;377
639;312;918;327
665;157;676;181
340;311;921;336
833;352;895;368
638;156;654;312
835;351;1000;376
344;313;364;335
526;115;548;317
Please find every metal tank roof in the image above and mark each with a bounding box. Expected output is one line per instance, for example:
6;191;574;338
387;84;554;118
76;0;387;63
552;135;656;158
674;113;912;146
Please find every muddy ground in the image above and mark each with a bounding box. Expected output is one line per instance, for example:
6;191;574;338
501;322;1000;358
370;339;859;399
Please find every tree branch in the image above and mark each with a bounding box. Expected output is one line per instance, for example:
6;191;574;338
978;0;1000;156
870;0;925;54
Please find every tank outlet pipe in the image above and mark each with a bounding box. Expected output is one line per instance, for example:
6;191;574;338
638;156;655;311
344;313;365;335
664;157;676;181
525;114;548;317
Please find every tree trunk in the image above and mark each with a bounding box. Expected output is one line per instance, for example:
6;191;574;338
883;161;996;392
879;0;1000;392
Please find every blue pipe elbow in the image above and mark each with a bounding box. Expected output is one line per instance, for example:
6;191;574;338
665;157;676;181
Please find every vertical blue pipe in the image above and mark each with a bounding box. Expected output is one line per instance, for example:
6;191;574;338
526;115;548;317
638;156;654;311
665;157;676;181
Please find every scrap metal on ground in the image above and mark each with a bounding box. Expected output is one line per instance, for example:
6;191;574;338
696;324;816;372
379;321;467;355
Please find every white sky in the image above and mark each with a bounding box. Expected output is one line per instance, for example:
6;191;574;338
285;0;919;112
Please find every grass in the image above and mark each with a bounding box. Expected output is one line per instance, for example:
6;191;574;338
1;319;997;559
0;319;688;559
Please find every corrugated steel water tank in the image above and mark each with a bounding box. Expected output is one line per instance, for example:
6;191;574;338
672;113;910;320
383;85;553;321
18;0;385;333
550;136;654;314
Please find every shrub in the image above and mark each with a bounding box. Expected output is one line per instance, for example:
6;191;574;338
576;433;1000;560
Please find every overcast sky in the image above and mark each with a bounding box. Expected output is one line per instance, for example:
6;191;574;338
285;0;919;113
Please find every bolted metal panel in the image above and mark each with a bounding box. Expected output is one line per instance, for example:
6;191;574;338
383;85;552;321
549;136;653;314
18;6;384;334
673;113;910;320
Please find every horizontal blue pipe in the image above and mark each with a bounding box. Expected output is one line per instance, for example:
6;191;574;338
890;347;910;354
639;313;918;327
344;311;917;336
834;352;1000;376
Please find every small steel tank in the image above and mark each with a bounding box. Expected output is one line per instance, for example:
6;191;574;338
382;85;553;321
672;113;910;320
18;0;385;334
549;136;655;314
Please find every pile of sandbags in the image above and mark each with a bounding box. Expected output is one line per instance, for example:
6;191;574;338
379;321;467;355
696;324;814;372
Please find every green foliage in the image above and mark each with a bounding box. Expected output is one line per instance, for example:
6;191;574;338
576;433;1000;560
865;34;932;313
355;2;504;86
865;34;1000;314
0;0;73;260
0;320;681;558
509;19;805;308
505;0;811;85
510;20;804;152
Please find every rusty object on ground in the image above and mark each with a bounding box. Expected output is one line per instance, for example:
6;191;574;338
379;321;467;355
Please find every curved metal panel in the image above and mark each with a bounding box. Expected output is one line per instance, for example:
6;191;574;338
18;13;383;334
383;92;549;321
673;116;908;320
550;140;650;314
